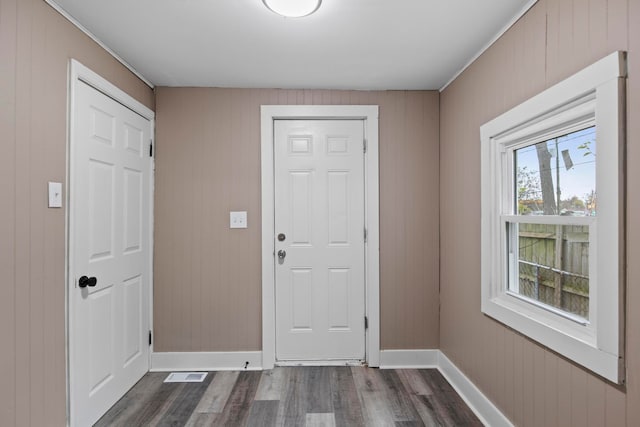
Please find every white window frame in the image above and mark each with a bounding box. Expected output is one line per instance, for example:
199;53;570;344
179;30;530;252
480;51;626;383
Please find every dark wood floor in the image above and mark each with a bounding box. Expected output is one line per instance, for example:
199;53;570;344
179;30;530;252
95;367;482;427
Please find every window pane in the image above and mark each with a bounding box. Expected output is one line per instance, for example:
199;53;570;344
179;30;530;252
508;223;589;319
515;127;596;216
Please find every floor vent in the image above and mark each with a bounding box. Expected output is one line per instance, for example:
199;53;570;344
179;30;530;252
164;372;208;383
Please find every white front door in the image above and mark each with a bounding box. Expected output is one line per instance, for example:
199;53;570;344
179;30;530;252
274;120;366;362
70;80;152;427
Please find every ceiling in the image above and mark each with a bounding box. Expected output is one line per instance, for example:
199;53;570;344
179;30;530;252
50;0;534;90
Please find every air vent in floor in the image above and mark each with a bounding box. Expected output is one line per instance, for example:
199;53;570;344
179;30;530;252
163;372;208;383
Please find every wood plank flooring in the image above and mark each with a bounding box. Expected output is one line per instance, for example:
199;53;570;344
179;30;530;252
95;367;482;427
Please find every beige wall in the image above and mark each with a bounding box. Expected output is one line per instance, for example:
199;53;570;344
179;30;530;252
0;0;153;425
154;88;440;352
440;0;639;425
11;0;637;425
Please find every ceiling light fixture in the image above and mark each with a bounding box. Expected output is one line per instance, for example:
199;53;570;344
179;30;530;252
263;0;322;18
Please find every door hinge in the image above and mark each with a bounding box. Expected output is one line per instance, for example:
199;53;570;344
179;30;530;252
148;330;152;346
149;140;153;157
365;316;369;330
364;227;368;243
363;138;367;153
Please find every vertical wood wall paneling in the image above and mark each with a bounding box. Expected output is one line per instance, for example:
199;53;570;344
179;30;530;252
436;80;456;363
190;90;206;351
30;2;48;425
556;356;572;426
587;0;607;64
511;334;524;425
14;0;34;424
0;0;18;424
586;373;606;427
153;88;440;353
556;0;575;81
439;0;636;425
501;329;514;422
607;0;628;53
569;364;588;426
521;338;534;425
378;92;403;348
625;0;640;424
528;345;544;426
43;7;67;419
543;349;559;426
571;0;588;71
0;0;154;425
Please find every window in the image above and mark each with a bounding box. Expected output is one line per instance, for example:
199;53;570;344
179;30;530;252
510;126;595;321
480;52;626;383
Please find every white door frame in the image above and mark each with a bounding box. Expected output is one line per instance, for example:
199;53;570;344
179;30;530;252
66;59;155;425
260;105;380;368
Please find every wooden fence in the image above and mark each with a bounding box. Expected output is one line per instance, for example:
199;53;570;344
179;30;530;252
517;223;589;319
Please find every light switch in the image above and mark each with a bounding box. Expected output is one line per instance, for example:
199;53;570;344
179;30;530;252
48;182;62;208
230;211;247;229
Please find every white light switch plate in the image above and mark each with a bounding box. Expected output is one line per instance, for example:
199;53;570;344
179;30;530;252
48;182;62;208
230;211;247;229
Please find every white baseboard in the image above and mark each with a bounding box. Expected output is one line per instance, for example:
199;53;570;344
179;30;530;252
150;351;263;372
437;351;513;427
379;349;439;369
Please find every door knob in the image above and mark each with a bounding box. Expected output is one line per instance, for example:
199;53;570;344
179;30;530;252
78;276;97;288
277;250;286;260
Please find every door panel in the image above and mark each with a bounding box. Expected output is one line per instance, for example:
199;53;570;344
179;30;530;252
290;171;313;245
88;159;115;259
275;120;365;362
71;80;151;427
291;268;313;330
123;168;143;253
88;287;114;393
327;171;350;244
123;275;143;366
328;268;350;329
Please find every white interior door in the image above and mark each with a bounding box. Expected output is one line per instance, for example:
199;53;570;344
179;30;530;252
70;80;152;427
274;119;366;362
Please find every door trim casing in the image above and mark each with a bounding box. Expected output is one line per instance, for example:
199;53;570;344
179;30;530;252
260;105;380;368
66;59;155;426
